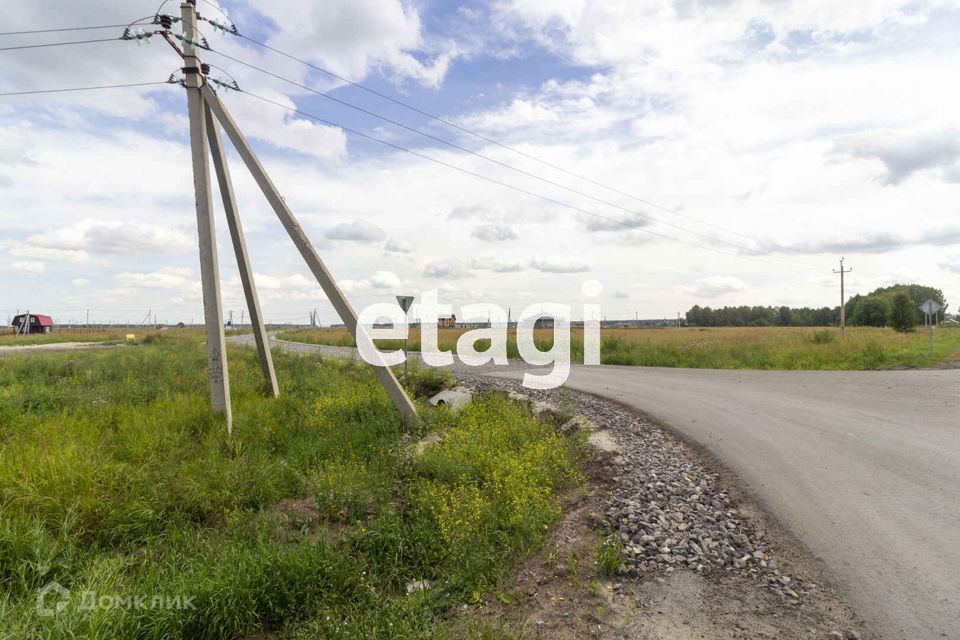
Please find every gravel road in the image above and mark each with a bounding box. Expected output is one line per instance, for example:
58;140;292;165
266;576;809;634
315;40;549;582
231;334;959;639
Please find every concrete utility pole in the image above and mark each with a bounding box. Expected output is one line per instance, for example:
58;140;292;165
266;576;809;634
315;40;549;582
207;103;279;397
203;86;417;426
182;1;232;431
833;257;852;337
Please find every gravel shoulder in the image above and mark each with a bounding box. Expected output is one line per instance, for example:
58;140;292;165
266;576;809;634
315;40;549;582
455;376;867;640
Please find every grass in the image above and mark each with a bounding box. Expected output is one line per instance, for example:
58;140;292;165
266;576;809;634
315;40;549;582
596;536;626;577
0;328;166;346
278;325;960;370
0;328;254;347
0;333;582;639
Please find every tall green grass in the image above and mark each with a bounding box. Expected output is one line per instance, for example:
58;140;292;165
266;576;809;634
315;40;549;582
279;326;960;370
0;334;580;638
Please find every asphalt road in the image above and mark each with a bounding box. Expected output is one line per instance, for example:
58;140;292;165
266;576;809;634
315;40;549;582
487;364;960;640
234;335;959;638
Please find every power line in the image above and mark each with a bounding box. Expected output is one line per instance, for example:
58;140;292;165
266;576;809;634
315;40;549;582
0;37;121;52
0;81;169;97
0;25;130;36
234;33;763;245
208;47;790;261
231;87;780;263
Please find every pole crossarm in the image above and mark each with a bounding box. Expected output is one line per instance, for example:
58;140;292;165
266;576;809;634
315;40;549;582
201;86;418;426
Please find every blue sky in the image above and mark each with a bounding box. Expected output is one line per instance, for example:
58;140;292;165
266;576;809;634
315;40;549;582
1;0;959;326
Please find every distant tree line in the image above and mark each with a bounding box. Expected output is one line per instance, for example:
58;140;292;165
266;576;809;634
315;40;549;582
685;305;837;327
686;283;948;328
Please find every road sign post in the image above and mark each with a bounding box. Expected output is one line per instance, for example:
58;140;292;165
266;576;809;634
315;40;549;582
919;300;942;355
396;295;414;378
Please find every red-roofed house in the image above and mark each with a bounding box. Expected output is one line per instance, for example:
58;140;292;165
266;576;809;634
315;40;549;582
12;313;54;335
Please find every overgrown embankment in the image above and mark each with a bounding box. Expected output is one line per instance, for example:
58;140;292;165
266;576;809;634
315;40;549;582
0;334;582;638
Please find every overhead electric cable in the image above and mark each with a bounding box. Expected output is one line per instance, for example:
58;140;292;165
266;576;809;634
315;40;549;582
230;87;789;264
0;81;169;97
233;33;763;244
208;47;794;262
0;37;122;52
0;24;131;36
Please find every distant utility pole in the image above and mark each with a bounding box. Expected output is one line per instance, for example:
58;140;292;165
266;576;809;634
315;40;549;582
833;257;852;336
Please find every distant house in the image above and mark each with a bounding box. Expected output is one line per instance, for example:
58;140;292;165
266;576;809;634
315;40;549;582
515;314;555;330
438;314;456;328
12;313;54;334
533;315;554;330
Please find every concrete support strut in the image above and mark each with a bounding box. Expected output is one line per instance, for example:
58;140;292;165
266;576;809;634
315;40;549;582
205;104;279;398
202;86;418;427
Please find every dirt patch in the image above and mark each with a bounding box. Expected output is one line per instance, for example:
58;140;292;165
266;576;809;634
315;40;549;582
268;497;349;546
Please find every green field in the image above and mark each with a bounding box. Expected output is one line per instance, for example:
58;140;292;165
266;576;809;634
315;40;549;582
0;334;581;638
0;328;168;347
278;325;960;370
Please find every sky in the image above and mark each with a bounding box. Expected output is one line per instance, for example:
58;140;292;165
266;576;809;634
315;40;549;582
1;0;958;326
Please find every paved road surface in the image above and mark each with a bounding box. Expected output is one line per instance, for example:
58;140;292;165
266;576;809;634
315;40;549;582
488;365;960;640
234;335;959;639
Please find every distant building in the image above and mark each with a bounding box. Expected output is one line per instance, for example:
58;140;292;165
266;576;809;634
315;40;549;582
12;313;54;334
438;314;456;328
516;314;555;330
534;316;554;330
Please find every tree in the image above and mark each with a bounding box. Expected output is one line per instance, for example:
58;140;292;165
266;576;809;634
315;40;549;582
854;296;891;327
890;293;917;332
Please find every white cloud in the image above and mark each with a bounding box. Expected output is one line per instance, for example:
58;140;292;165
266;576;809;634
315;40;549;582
8;246;91;264
24;221;192;257
530;257;591;273
325;220;387;242
244;0;459;87
2;1;959;322
384;238;413;253
471;223;517;242
834;128;960;184
422;261;473;279
116;267;199;292
688;276;748;297
582;212;650;232
11;260;44;274
470;256;525;272
338;269;403;293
